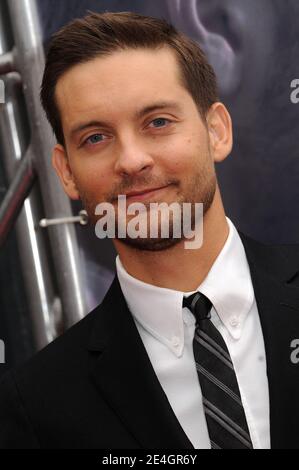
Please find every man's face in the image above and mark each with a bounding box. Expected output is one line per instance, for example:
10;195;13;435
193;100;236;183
53;47;230;251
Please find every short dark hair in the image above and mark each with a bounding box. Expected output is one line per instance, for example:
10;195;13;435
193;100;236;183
40;11;219;146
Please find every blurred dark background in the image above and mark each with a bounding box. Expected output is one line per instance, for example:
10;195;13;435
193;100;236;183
1;0;299;374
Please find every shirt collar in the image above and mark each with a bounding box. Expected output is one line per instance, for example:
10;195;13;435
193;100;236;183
115;217;254;356
197;217;254;340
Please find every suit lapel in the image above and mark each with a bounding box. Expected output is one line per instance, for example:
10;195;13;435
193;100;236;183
239;232;299;449
87;275;193;449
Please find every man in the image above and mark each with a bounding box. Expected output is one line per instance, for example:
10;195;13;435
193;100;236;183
0;11;298;450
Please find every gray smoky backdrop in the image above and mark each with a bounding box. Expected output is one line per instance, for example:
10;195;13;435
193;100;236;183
37;0;299;311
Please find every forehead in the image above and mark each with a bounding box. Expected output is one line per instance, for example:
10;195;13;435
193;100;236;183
55;47;189;128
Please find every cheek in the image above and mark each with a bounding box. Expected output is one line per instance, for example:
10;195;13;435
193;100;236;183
162;139;201;173
71;161;110;196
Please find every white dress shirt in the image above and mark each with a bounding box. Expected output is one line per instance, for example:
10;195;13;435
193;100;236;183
115;217;271;449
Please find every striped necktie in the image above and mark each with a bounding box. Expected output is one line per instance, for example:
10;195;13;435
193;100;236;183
183;292;253;450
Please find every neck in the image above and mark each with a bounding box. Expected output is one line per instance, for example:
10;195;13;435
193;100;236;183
114;185;229;292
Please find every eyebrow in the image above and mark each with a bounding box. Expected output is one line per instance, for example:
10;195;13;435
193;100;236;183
69;101;184;139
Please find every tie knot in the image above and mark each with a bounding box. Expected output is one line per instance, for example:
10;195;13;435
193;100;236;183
183;292;212;324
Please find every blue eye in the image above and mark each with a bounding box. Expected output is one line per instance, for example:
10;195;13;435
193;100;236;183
85;134;104;145
151;118;170;128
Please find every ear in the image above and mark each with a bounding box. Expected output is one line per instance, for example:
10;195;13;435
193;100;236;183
206;102;233;163
52;144;80;200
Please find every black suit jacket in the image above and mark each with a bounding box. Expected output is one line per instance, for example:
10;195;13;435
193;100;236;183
0;231;299;449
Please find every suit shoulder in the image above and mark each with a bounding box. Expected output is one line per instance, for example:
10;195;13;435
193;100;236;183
239;230;299;281
239;229;299;255
2;301;104;388
272;242;299;259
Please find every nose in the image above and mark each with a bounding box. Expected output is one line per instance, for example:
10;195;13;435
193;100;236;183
114;137;155;177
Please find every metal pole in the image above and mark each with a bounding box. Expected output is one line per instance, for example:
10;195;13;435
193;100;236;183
0;147;35;247
0;71;61;349
0;0;62;349
0;50;15;75
8;0;87;328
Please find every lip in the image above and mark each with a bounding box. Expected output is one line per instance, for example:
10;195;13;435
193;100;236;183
125;185;171;202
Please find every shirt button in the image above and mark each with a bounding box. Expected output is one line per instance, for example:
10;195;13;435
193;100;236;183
172;336;180;347
229;316;239;328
